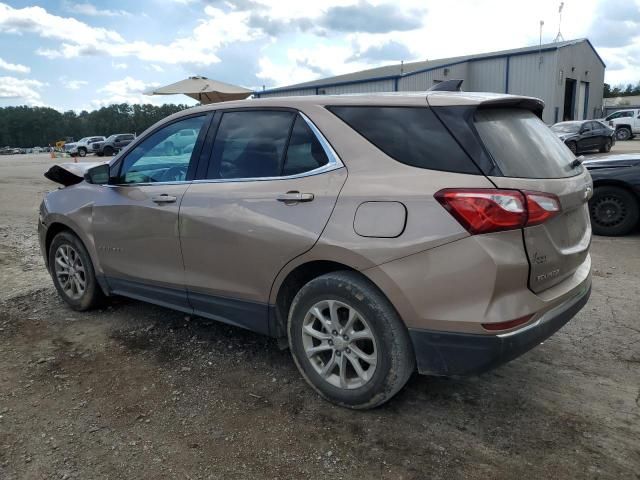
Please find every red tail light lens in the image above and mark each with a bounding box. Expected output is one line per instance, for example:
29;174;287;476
524;191;561;226
435;189;561;234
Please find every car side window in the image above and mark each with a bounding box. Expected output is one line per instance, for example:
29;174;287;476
117;115;207;184
206;110;294;180
283;115;329;176
582;123;591;132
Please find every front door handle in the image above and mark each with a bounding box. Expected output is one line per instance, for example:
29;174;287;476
152;194;177;204
277;191;314;203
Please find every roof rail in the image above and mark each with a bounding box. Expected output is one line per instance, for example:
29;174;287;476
427;79;463;92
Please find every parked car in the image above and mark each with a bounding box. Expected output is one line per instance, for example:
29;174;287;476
90;133;135;156
64;136;106;157
583;154;640;236
551;120;615;154
40;91;592;409
603;109;640;141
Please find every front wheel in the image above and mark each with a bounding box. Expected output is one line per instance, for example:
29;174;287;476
78;148;87;157
616;127;631;141
49;231;104;310
288;271;415;409
589;186;640;236
566;141;577;155
103;146;114;156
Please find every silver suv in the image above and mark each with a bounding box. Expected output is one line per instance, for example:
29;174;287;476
40;90;592;409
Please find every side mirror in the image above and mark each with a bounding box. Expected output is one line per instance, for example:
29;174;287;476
85;163;111;185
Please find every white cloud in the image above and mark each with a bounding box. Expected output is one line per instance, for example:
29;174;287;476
112;61;128;70
66;2;130;17
0;76;46;105
60;77;89;90
0;57;30;73
90;76;165;107
2;3;257;67
148;64;165;72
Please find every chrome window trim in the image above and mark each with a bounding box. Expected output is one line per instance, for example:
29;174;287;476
107;110;345;187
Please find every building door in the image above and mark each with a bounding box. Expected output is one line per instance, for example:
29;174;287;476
577;81;588;120
563;78;576;121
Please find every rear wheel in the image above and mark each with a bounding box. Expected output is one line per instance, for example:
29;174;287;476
616;127;631;141
589;186;639;236
599;138;612;153
49;231;104;310
288;271;415;409
567;141;577;155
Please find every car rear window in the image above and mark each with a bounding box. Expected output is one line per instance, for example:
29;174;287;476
328;106;480;174
474;108;581;179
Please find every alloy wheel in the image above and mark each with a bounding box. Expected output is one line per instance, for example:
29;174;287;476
301;299;378;390
54;244;86;300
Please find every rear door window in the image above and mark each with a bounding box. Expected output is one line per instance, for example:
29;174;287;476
283;115;329;176
328;106;480;174
474;108;580;179
206;110;295;179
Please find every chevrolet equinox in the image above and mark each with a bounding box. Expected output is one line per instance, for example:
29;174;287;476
40;89;592;409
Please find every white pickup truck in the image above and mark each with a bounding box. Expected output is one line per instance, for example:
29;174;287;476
604;109;640;141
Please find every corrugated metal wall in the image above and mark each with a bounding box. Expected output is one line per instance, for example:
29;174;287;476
256;42;605;126
554;41;605;121
322;79;396;94
398;63;468;91
467;58;507;92
259;88;316;98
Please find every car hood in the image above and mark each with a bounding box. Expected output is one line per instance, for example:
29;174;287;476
44;161;107;186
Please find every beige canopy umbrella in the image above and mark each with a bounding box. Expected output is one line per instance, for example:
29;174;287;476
147;76;253;104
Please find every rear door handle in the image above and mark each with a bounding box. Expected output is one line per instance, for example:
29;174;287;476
152;194;177;204
276;192;314;203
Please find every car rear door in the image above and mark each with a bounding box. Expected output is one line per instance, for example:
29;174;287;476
179;109;347;333
92;113;212;308
473;108;592;293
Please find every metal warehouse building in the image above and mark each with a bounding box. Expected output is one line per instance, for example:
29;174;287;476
256;39;605;125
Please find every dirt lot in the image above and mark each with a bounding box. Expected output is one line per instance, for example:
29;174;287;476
1;151;639;479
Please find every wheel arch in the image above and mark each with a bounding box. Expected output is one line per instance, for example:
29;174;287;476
592;179;640;200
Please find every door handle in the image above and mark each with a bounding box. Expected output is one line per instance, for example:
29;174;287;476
276;192;314;203
152;194;177;204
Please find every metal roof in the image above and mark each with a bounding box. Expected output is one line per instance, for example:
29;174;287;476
259;38;604;95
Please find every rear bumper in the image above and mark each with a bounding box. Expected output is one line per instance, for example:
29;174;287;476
408;281;591;376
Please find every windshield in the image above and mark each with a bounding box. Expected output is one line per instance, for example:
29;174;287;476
551;123;581;133
475;108;581;179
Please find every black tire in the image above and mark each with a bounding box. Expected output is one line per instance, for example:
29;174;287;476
288;271;415;409
78;147;87;157
599;138;612;153
48;231;105;311
616;127;631;141
589;186;640;236
567;141;577;155
96;152;104;157
103;146;114;156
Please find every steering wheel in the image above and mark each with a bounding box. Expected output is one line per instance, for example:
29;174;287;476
161;165;187;182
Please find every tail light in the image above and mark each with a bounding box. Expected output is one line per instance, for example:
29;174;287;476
435;188;561;235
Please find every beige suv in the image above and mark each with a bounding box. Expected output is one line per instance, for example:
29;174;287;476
40;89;592;409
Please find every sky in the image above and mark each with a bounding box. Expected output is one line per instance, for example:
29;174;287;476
0;0;639;112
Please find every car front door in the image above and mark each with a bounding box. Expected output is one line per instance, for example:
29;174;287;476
179;109;347;334
92;113;211;309
577;122;594;151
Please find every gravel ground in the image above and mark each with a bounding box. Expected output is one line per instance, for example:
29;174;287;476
0;153;639;479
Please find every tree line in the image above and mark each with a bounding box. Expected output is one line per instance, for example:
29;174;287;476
604;82;640;98
0;103;192;148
